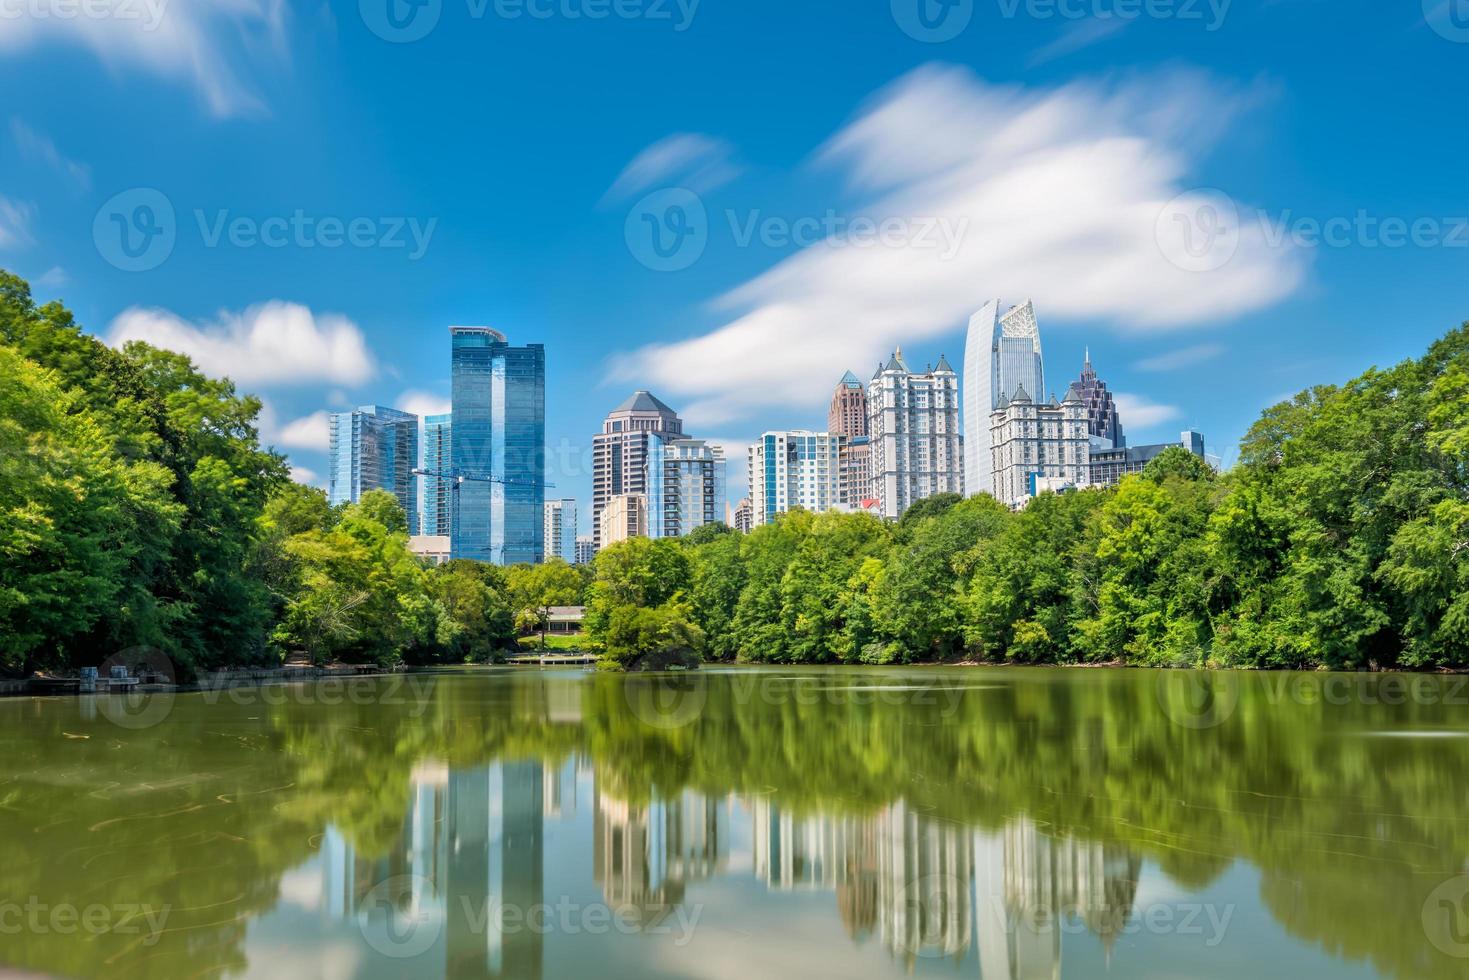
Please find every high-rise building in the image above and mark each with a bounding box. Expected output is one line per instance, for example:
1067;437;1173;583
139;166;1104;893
328;405;420;531
868;350;964;520
1090;431;1208;487
574;535;596;565
829;370;869;437
989;384;1091;507
543;498;578;564
748;431;842;526
421;412;452;536
659;439;726;538
450;326;545;564
964;300;1046;498
592;391;684;548
729;498;753;534
1075;350;1125;448
601;493;646;546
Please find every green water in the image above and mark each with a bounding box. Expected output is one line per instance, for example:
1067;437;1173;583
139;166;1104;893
2;666;1468;979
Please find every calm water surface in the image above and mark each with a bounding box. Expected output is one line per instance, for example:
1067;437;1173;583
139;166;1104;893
2;666;1468;979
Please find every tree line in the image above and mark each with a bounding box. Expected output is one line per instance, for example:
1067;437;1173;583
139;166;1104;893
3;266;1466;673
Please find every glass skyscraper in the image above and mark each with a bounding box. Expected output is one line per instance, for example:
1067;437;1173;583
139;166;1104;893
421;412;452;537
327;405;419;531
963;299;1046;498
450;326;545;564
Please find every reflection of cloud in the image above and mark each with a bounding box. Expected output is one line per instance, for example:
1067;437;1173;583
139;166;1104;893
1135;342;1225;372
603;133;741;203
612;65;1302;427
1114;392;1183;430
108;301;376;387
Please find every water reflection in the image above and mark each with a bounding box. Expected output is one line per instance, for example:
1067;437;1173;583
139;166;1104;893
2;667;1469;979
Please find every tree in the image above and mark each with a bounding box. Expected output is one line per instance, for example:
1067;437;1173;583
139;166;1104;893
506;559;583;649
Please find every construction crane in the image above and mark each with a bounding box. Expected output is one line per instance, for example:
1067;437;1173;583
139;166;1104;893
411;467;553;562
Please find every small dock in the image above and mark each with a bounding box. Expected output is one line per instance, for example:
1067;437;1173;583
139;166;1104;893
507;653;597;667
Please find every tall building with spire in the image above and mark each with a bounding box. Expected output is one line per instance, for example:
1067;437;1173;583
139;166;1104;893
591;391;683;548
868;349;964;519
1075;349;1125;448
964;300;1046;498
829;370;873;507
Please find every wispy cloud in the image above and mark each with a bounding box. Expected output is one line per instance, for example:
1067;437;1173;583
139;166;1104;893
611;65;1303;426
0;196;35;249
602;133;741;204
107;301;376;387
1135;342;1225;372
10;118;91;189
396;389;452;419
1115;392;1183;430
0;0;289;117
1028;17;1130;66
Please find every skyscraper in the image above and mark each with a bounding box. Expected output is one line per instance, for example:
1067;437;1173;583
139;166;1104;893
421;412;452;536
989;384;1091;507
830;371;874;507
659;439;726;538
327;405;420;531
543;498;577;564
591;391;683;548
450;326;546;565
574;535;596;565
1075;350;1125;448
964;300;1046;498
868;350;964;520
748;431;842;526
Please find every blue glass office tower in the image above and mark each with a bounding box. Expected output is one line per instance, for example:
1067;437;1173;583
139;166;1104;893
327;405;420;531
421;413;453;536
450;327;545;564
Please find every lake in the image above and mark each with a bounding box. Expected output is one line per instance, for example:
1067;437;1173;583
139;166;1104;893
1;666;1467;979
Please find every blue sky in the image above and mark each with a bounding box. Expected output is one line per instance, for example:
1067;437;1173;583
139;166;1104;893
2;0;1466;517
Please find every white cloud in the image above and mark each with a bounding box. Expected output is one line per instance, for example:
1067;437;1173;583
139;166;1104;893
1135;342;1225;372
395;389;452;419
289;465;320;487
612;65;1303;426
0;196;35;249
10;118;90;188
107;301;376;387
274;410;331;451
1114;392;1183;430
35;266;67;288
603;133;741;204
1028;17;1129;66
0;0;288;117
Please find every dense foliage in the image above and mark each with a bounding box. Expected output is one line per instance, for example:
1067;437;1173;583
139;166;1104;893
584;323;1469;670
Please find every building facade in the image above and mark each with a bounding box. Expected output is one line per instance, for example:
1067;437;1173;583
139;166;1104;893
543;498;578;564
574;535;596;565
449;326;546;564
829;370;869;437
748;431;842;526
989;384;1091;508
1090;431;1208;486
328;405;420;531
868;350;964;520
421;412;452;537
591;391;684;548
601;493;646;546
1074;351;1125;448
659;439;726;538
729;498;753;534
964;300;1046;498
